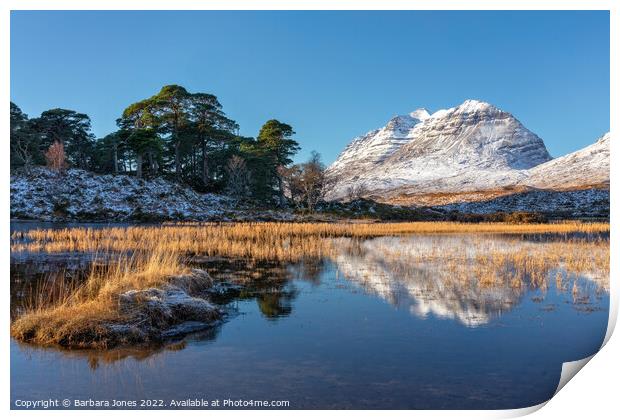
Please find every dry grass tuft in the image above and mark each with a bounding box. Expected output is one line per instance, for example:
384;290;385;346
10;247;203;348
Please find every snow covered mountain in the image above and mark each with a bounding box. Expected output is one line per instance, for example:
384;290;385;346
324;100;609;206
325;108;431;181
522;132;610;190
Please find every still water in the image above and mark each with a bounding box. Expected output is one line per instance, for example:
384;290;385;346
10;225;609;409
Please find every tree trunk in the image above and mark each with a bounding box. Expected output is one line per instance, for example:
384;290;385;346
277;175;286;207
174;140;181;179
202;141;209;185
147;152;153;177
147;151;158;176
112;144;118;175
23;156;32;175
136;154;143;179
152;153;159;174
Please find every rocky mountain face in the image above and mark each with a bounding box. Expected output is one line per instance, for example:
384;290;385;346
326;109;430;183
324;100;609;208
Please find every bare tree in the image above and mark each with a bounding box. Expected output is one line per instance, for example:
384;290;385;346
45;141;67;174
225;155;250;199
278;165;302;207
280;151;325;212
299;151;325;212
11;137;34;175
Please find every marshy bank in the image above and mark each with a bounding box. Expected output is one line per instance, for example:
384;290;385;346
10;221;610;350
10;220;610;256
10;248;231;349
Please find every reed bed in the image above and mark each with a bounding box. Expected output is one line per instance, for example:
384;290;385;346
11;221;609;262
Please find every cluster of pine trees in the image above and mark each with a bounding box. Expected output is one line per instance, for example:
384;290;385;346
10;85;324;207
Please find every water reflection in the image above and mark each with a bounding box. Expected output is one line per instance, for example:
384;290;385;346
331;235;608;326
10;231;609;356
14;325;222;371
10;228;611;408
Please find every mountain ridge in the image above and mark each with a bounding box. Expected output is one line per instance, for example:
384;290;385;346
522;132;609;190
324;100;609;206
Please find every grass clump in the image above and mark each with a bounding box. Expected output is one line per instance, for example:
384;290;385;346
11;247;219;349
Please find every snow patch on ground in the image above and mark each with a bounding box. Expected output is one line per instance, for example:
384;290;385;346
10;168;234;222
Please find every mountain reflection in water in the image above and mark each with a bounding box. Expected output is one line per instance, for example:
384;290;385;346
331;235;608;326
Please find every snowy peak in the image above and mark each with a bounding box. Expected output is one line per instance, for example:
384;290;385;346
425;99;497;120
384;106;432;134
454;99;496;113
384;113;425;135
325;100;608;205
388;99;551;171
325;99;554;202
327;108;430;173
409;108;431;121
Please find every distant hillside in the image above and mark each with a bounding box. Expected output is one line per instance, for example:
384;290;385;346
523;133;610;190
433;189;609;219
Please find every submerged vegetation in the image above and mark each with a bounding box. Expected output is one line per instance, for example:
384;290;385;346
10;221;609;349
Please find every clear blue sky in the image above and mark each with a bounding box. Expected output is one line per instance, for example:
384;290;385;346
10;10;609;164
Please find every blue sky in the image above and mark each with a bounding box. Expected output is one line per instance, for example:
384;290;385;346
11;10;609;164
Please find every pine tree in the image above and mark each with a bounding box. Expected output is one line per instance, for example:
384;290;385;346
10;102;39;172
256;120;300;204
30;108;95;170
